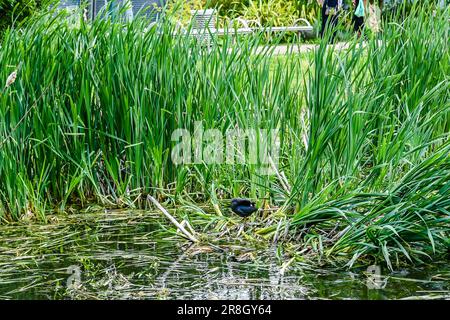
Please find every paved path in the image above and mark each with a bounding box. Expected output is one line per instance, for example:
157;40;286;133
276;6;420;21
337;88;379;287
255;41;367;55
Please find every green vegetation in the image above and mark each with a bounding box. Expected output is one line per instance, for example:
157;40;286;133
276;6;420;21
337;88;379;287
0;2;448;269
0;0;48;34
170;0;321;27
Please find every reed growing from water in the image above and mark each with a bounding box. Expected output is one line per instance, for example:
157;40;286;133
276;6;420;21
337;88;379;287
0;2;448;267
285;4;450;267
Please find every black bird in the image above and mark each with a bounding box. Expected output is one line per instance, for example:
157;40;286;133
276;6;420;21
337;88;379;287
230;198;258;218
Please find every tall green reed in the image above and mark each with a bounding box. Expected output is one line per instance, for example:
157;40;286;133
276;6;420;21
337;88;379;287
0;6;300;220
288;2;449;267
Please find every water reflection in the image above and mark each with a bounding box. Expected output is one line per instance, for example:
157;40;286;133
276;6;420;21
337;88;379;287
0;211;448;299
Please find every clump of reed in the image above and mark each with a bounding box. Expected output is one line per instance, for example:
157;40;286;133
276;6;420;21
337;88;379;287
0;4;302;218
284;2;449;267
0;2;448;268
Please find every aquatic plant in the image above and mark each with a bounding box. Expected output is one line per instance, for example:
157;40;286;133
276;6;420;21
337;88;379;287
0;2;448;268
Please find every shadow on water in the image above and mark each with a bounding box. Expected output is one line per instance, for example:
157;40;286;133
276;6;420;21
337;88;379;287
0;211;448;300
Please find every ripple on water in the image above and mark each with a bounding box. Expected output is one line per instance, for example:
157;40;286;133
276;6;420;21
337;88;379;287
0;211;448;299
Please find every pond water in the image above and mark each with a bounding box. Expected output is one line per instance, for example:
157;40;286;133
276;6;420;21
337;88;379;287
0;211;448;300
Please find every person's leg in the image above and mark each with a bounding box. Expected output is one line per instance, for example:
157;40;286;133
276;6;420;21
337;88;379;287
378;0;384;34
320;5;328;38
353;16;363;36
330;14;338;43
353;0;358;33
353;0;364;37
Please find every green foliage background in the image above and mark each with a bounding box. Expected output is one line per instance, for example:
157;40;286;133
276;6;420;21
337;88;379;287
169;0;322;25
0;0;49;33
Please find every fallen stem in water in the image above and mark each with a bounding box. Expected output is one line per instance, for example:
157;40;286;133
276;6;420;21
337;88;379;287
147;195;199;243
